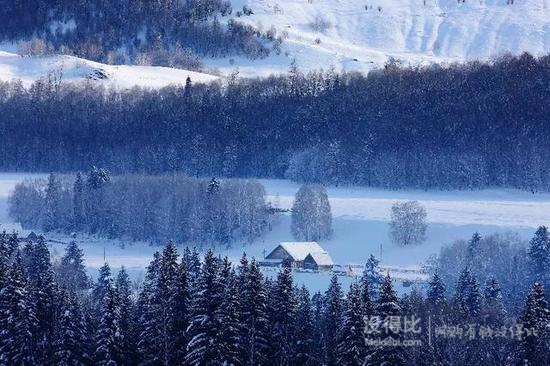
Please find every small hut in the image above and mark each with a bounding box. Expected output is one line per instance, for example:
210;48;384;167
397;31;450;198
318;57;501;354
303;252;334;271
263;241;332;270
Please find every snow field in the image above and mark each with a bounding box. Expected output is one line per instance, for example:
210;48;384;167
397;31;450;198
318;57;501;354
0;173;543;290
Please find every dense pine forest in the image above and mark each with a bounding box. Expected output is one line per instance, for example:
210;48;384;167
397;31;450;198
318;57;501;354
1;53;550;190
1;231;550;365
0;0;276;66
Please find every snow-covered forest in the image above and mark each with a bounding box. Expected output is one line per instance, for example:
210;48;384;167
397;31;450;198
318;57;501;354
1;0;550;364
2;54;550;190
2;234;550;365
0;0;276;66
9;171;271;246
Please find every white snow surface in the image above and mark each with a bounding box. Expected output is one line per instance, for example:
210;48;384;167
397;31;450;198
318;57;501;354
276;241;328;260
305;252;335;266
0;48;218;88
207;0;550;77
1;173;546;291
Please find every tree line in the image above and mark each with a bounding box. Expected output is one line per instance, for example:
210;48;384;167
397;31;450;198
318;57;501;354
1;53;550;190
0;0;277;66
1;234;549;365
437;227;550;316
8;170;271;247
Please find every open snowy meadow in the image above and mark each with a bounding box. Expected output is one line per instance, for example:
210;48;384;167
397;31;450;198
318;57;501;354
1;172;546;291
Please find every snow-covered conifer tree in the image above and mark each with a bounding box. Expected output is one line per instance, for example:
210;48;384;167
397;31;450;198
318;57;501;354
337;282;366;365
53;290;91;366
452;267;481;321
519;282;550;365
527;226;550;287
366;274;405;366
57;241;89;293
94;285;122;365
322;275;343;365
363;255;383;301
185;249;223;364
294;286;314;365
0;252;37;365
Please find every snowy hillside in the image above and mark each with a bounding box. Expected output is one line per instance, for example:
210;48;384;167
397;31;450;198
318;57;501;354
1;0;549;85
0;49;218;88
209;0;550;76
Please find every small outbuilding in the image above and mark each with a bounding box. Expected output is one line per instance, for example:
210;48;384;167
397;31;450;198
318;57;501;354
303;252;334;271
263;241;333;270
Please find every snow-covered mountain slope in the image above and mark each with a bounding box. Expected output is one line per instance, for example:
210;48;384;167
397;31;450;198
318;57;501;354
1;0;549;86
0;49;218;88
208;0;550;76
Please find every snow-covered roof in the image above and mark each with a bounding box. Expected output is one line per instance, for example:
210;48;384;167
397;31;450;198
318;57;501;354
305;252;334;266
278;241;326;261
0;222;23;234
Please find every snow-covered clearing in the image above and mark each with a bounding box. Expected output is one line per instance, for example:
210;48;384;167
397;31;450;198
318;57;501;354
0;48;218;89
1;173;545;291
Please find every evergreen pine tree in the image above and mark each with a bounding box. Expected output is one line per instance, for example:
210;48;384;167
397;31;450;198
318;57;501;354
311;292;324;363
519;282;550;365
294;286;315;366
322;275;343;366
183;246;201;290
270;263;297;365
360;268;374;318
482;277;506;325
185;249;224;365
157;241;179;366
452;267;482;321
216;258;240;365
92;263;113;319
426;271;447;317
238;259;269;366
367;274;405;366
171;256;191;362
53;289;92;366
0;252;37;365
466;232;481;264
527;226;550;287
337;282;366;365
363;254;383;300
57;241;89;293
95;285;122;365
44;172;62;231
115;267;135;364
481;278;509;366
136;251;162;365
25;237;58;363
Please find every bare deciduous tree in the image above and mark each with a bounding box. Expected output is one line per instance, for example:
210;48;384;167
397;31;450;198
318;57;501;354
389;200;427;246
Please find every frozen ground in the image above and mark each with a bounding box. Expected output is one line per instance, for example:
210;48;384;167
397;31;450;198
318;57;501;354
1;173;545;291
